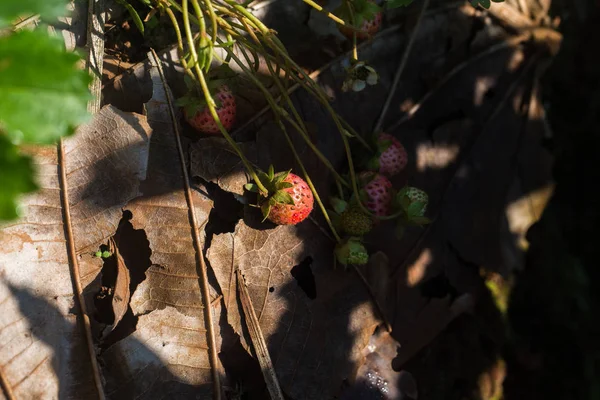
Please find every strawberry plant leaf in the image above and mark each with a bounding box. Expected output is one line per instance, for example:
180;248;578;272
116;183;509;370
0;135;37;220
0;30;91;144
272;190;295;205
0;0;67;27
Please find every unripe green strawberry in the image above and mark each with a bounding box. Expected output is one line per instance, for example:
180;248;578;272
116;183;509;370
335;237;369;266
340;206;373;236
397;186;428;217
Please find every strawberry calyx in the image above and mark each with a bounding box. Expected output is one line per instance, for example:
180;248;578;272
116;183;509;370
244;165;296;221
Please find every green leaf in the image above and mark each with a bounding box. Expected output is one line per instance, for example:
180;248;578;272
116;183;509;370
272;190;295;205
330;197;348;214
387;0;415;8
0;30;91;144
0;135;37;220
0;0;67;28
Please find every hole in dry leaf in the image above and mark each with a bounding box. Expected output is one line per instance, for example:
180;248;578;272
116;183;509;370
116;210;152;290
202;180;243;250
418;272;459;301
291;256;316;300
95;210;151;348
269;287;274;293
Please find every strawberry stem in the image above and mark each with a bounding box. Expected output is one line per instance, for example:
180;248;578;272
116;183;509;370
180;0;269;195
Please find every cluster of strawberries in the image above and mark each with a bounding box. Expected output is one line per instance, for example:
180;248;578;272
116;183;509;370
179;0;429;267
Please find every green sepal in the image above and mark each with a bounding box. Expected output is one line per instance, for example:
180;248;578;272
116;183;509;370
277;182;294;189
244;183;259;193
261;202;272;222
330;197;348;215
366;156;380;172
271;190;295;205
376;138;393;153
268;165;275;181
273;169;291;186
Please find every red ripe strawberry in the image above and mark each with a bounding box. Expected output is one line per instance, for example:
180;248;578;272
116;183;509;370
370;133;408;176
359;172;393;217
184;85;236;135
250;170;314;226
339;0;382;40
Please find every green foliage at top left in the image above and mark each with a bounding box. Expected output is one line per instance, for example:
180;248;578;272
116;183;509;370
0;0;91;220
0;0;67;28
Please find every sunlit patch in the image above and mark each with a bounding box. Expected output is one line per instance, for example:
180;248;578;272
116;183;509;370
474;76;497;106
406;248;432;287
416;142;460;171
505;184;554;251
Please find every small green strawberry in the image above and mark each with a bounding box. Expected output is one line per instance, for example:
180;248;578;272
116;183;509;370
335;237;369;267
340;206;373;236
396;186;431;224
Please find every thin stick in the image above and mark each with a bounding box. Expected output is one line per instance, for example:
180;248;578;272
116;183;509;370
148;48;222;400
58;138;106;400
236;269;285;400
373;0;430;133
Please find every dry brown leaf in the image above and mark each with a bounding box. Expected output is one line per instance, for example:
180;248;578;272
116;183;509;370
0;105;152;399
96;54;222;399
207;214;379;400
189;137;257;196
101;306;215;399
106;237;131;333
